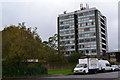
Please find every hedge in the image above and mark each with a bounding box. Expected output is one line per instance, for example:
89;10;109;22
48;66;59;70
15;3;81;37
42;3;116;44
2;61;48;77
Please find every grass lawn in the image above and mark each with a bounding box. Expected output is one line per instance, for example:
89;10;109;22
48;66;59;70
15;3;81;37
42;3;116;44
48;69;74;75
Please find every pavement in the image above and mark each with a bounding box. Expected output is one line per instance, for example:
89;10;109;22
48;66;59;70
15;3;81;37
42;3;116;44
1;71;120;80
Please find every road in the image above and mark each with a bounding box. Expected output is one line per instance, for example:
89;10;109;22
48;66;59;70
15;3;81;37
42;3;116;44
47;71;120;78
2;71;120;80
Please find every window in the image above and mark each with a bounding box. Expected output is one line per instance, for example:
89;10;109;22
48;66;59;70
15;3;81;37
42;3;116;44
65;36;69;39
78;29;84;32
90;44;96;48
83;12;89;15
64;31;68;34
70;25;74;28
81;23;86;27
87;22;92;25
78;13;83;16
91;38;96;41
69;15;74;18
78;24;80;27
88;11;94;14
86;50;89;53
71;46;74;49
92;50;96;53
79;45;81;48
79;34;83;37
106;63;110;66
64;26;69;29
64;15;69;19
84;28;90;31
67;41;70;44
70;20;74;23
89;16;95;20
60;36;64;39
79;45;85;48
90;27;95;31
82;45;84;48
78;23;85;27
67;20;70;24
79;38;96;43
71;30;74;33
70;35;74;38
79;39;84;43
91;33;96;36
70;40;74;44
92;22;95;25
85;44;90;48
84;34;89;37
60;21;63;25
84;39;90;42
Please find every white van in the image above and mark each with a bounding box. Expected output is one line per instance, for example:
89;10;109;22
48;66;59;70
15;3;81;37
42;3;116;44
73;58;99;74
98;60;113;72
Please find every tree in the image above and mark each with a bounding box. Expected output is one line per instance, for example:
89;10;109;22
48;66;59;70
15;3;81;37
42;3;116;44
43;34;58;50
2;23;70;77
2;23;49;77
67;52;84;63
2;23;41;59
2;23;67;64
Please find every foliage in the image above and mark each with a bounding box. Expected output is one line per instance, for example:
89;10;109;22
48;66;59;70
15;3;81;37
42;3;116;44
2;22;68;77
2;23;41;59
42;34;66;64
2;22;88;77
2;61;47;77
43;34;58;50
67;52;83;63
2;23;63;63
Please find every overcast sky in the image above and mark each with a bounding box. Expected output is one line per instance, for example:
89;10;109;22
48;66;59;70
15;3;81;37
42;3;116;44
0;0;119;51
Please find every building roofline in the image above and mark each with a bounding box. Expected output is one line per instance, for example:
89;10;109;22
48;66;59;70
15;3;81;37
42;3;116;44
106;50;120;53
58;7;97;17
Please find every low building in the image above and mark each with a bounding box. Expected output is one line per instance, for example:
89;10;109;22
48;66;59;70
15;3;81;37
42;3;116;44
106;50;120;62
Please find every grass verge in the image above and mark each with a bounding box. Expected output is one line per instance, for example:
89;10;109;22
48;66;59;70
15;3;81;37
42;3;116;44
48;69;74;75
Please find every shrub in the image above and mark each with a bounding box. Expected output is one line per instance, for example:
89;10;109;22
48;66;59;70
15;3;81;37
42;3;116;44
67;52;83;63
2;61;48;77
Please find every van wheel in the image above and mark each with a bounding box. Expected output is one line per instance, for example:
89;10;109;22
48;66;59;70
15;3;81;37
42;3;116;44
74;73;76;75
94;70;97;74
102;69;106;73
83;70;86;75
111;69;113;72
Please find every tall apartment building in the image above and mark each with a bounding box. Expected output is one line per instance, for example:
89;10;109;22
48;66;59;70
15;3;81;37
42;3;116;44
58;5;108;58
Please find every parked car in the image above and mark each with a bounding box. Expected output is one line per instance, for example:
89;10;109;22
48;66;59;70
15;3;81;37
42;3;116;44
111;65;119;71
118;65;120;70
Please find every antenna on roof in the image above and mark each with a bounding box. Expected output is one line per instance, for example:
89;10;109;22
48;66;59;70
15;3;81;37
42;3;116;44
86;3;89;9
80;3;89;10
80;3;83;10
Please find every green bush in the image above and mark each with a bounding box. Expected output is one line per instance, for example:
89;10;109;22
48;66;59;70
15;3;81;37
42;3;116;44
67;52;83;63
2;61;48;77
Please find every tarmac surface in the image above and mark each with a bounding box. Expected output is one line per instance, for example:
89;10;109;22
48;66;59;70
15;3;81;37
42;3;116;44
2;71;120;80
